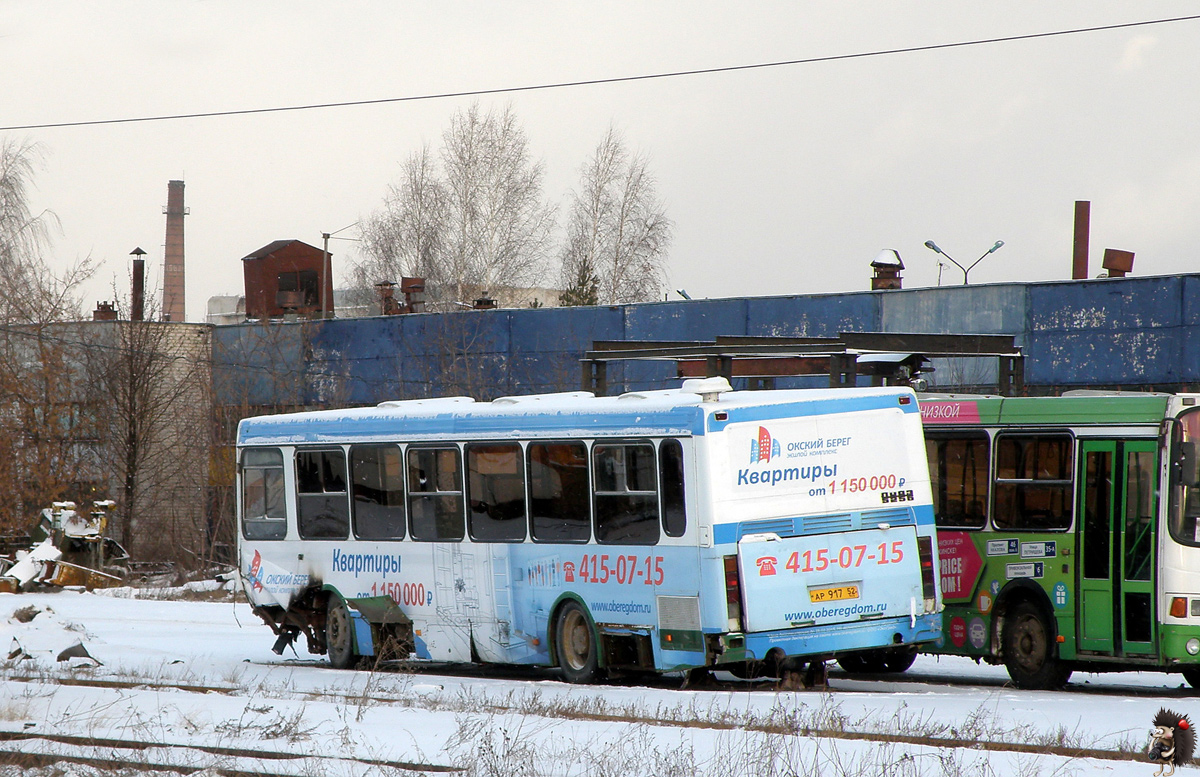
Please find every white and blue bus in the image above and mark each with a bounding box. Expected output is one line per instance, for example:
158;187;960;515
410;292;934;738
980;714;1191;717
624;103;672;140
237;378;943;682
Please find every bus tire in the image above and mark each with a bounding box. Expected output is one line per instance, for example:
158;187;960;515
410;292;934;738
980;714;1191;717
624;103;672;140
882;644;918;673
726;660;764;680
1002;601;1071;690
1182;667;1200;689
326;599;356;670
837;653;873;673
554;601;600;683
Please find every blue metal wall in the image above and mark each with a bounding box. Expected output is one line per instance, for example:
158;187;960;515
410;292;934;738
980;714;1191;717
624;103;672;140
212;273;1200;408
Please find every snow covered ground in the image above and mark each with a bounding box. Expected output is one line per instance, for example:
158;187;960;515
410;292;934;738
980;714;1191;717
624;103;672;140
1;587;1193;776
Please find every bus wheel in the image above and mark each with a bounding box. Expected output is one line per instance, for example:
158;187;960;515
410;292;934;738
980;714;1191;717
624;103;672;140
882;645;918;673
726;660;764;680
555;601;600;683
1002;602;1071;689
326;599;356;670
837;653;872;673
1182;667;1200;689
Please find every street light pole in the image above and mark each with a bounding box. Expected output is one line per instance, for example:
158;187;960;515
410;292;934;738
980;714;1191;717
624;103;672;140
318;222;359;319
923;240;1004;285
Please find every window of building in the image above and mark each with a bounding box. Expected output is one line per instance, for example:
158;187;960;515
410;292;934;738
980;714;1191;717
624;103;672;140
593;442;659;545
242;448;286;540
467;443;527;542
528;442;591;543
277;270;319;307
407;446;464;541
351;445;406;540
296;449;350;539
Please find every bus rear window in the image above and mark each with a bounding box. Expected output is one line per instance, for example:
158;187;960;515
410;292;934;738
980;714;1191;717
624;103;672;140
242;448;286;540
926;433;989;529
992;434;1074;532
593;442;659;545
467;443;527;542
351;445;406;540
529;442;590;543
408;446;464;541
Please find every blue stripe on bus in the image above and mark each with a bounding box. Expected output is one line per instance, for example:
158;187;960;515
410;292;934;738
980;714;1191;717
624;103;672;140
237;389;917;445
706;393;917;433
238;405;706;445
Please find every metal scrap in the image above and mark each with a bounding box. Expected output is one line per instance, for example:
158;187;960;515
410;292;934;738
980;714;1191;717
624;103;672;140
0;501;130;592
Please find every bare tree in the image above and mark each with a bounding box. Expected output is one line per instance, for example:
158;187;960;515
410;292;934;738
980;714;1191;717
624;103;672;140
354;104;555;309
559;127;673;305
351;145;448;306
0;141;100;535
0;139;91;325
84;306;212;563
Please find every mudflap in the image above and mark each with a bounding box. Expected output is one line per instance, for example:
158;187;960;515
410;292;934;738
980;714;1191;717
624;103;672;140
335;592;414;661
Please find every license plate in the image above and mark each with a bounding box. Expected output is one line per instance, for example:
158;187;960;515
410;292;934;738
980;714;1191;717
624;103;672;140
809;584;860;603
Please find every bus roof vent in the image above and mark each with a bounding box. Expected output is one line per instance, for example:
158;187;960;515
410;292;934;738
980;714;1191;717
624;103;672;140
681;376;733;402
493;391;595;405
377;397;475;409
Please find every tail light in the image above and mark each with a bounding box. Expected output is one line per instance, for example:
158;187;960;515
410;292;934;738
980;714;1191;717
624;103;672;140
917;536;937;607
1171;597;1188;618
723;555;744;632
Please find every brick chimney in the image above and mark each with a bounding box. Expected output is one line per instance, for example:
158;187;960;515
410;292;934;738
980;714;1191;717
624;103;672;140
162;180;188;322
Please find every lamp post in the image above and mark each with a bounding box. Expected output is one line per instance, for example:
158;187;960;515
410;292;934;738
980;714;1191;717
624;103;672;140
923;240;1004;285
320;222;359;318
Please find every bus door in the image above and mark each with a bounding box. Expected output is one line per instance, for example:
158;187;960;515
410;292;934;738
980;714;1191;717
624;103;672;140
1077;440;1158;655
1118;441;1157;655
1078;440;1117;652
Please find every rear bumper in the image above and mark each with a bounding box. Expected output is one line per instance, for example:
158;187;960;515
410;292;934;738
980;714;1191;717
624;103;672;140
737;612;942;661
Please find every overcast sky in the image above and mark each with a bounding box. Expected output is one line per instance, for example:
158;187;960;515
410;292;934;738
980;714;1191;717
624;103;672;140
4;3;1198;322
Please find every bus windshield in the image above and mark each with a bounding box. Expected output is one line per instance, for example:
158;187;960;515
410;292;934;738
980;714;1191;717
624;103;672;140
1170;408;1200;547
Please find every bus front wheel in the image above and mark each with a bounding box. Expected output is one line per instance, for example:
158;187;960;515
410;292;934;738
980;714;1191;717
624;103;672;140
555;602;600;683
326;599;357;670
1182;667;1200;689
1002;601;1071;690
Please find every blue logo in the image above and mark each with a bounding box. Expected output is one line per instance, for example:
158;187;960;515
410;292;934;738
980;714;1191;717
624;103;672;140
1053;582;1069;608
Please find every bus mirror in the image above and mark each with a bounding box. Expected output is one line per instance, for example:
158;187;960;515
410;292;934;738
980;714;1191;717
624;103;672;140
1179;442;1200;487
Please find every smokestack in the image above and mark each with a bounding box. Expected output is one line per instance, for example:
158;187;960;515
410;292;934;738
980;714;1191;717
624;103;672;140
130;246;146;322
1072;200;1090;280
162;180;188;322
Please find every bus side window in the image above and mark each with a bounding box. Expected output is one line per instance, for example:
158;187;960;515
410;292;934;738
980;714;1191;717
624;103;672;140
467;443;527;542
593;442;659;545
296;449;350;540
242;448;286;540
925;433;989;529
408;446;465;541
992;434;1074;531
528;442;590;543
659;439;686;537
351;444;406;540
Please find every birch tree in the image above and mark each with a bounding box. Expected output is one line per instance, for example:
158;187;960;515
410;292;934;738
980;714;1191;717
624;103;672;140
354;104;555;309
0;140;97;533
559;127;673;305
351;145;447;307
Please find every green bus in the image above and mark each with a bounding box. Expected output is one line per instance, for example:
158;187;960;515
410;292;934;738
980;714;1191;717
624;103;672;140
859;392;1200;689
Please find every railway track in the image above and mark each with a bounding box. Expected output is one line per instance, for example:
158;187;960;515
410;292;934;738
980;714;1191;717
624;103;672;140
0;664;1157;772
0;729;458;776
